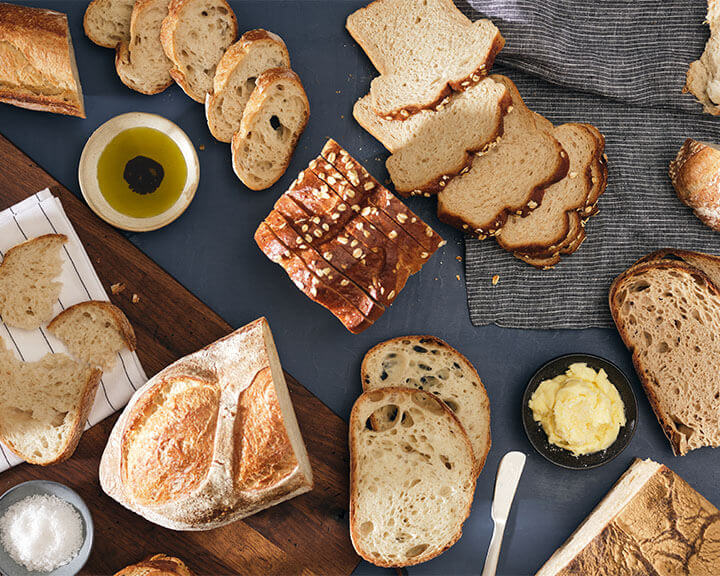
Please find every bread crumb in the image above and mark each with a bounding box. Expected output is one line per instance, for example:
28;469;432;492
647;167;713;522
110;282;125;295
199;145;205;151
456;274;461;281
492;274;500;285
456;256;462;262
131;293;140;303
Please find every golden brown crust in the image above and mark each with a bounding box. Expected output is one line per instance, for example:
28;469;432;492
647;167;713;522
114;554;195;576
48;300;137;352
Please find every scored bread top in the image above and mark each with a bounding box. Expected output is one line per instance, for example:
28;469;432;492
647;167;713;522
84;0;135;49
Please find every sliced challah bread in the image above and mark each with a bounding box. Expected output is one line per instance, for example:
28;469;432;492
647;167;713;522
349;387;476;567
610;249;720;455
206;29;291;143
0;234;67;330
160;0;237;102
437;75;569;236
353;77;510;196
84;0;136;48
361;336;490;475
48;301;137;371
0;342;101;465
115;0;173;95
346;0;503;119
232;68;309;190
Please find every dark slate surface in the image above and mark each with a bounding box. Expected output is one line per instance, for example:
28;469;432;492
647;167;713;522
1;2;718;575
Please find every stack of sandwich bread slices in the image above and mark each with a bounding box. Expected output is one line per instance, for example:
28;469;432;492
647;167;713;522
349;0;608;268
255;140;445;333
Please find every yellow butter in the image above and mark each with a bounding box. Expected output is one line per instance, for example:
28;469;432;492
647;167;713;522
528;362;626;456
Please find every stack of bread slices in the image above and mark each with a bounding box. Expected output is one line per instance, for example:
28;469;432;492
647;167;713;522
255;140;445;333
348;0;608;268
85;0;309;191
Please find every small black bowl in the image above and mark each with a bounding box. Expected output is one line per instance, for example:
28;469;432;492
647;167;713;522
522;354;637;470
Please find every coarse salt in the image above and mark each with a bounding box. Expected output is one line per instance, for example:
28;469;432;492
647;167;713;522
0;493;84;572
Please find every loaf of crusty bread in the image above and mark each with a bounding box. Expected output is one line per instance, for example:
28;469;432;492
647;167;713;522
685;0;720;114
669;138;720;231
206;29;291;143
99;317;313;530
0;3;85;117
84;0;136;48
361;336;491;476
610;249;720;455
536;458;720;575
349;387;476;567
346;0;503;119
114;554;194;576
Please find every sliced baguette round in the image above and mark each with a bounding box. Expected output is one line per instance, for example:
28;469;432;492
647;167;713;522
48;301;136;371
349;387;476;567
84;0;136;49
231;68;309;191
205;29;290;143
361;336;490;475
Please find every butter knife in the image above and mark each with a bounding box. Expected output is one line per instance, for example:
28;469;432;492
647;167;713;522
481;451;527;576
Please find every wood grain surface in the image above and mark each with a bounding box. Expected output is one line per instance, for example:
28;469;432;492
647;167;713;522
0;133;360;576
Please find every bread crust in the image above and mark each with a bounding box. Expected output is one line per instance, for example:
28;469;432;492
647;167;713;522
48;300;137;353
114;554;194;576
0;4;85;117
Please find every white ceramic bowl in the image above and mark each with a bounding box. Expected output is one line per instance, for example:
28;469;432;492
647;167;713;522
78;112;200;232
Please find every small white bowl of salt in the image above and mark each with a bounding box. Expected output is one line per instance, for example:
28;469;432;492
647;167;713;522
0;481;93;576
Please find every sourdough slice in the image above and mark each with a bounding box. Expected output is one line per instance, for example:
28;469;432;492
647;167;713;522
361;336;491;475
84;0;136;48
609;251;720;455
0;346;101;465
160;0;237;103
0;234;67;330
232;68;310;190
353;78;510;195
346;0;504;119
437;75;569;236
536;459;720;575
206;30;290;143
48;301;137;371
684;0;720;115
115;0;173;95
349;387;476;567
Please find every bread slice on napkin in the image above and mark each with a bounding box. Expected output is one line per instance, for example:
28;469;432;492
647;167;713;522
349;387;476;567
206;29;291;143
100;318;313;530
346;0;503;118
0;234;67;330
361;336;491;475
160;0;237;103
353;78;510;195
610;249;720;455
84;0;136;48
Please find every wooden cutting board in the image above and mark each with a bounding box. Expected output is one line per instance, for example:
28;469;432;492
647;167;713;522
0;134;360;576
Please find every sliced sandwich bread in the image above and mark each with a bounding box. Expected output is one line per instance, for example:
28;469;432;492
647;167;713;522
0;234;67;330
361;336;491;475
610;249;720;455
231;68;309;190
84;0;136;48
437;75;569;236
48;301;137;371
353;77;510;196
206;29;291;143
349;387;476;567
160;0;237;103
346;0;504;119
115;0;173;95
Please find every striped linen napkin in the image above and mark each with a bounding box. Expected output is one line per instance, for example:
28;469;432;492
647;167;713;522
0;190;147;471
457;0;720;328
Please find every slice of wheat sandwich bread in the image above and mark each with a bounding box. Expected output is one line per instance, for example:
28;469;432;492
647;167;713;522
346;0;504;118
84;0;136;48
353;77;511;196
610;249;720;455
349;387;476;567
361;336;491;475
206;29;291;143
0;234;67;330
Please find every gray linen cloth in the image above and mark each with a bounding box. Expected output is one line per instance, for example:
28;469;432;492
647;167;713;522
456;0;720;328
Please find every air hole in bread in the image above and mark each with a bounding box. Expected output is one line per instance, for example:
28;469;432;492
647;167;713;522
406;543;429;558
270;115;281;130
444;399;459;413
657;341;670;354
400;411;414;427
631;281;651;292
672;417;696;440
359;521;374;536
440;455;452;470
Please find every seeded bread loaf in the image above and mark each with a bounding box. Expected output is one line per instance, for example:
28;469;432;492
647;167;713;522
684;0;720;114
206;29;290;143
84;0;135;48
361;336;491;476
353;78;510;195
160;0;237;102
0;4;85;117
346;0;503;119
114;554;194;576
231;68;310;190
115;0;173;95
349;387;476;567
610;249;720;455
0;234;67;330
